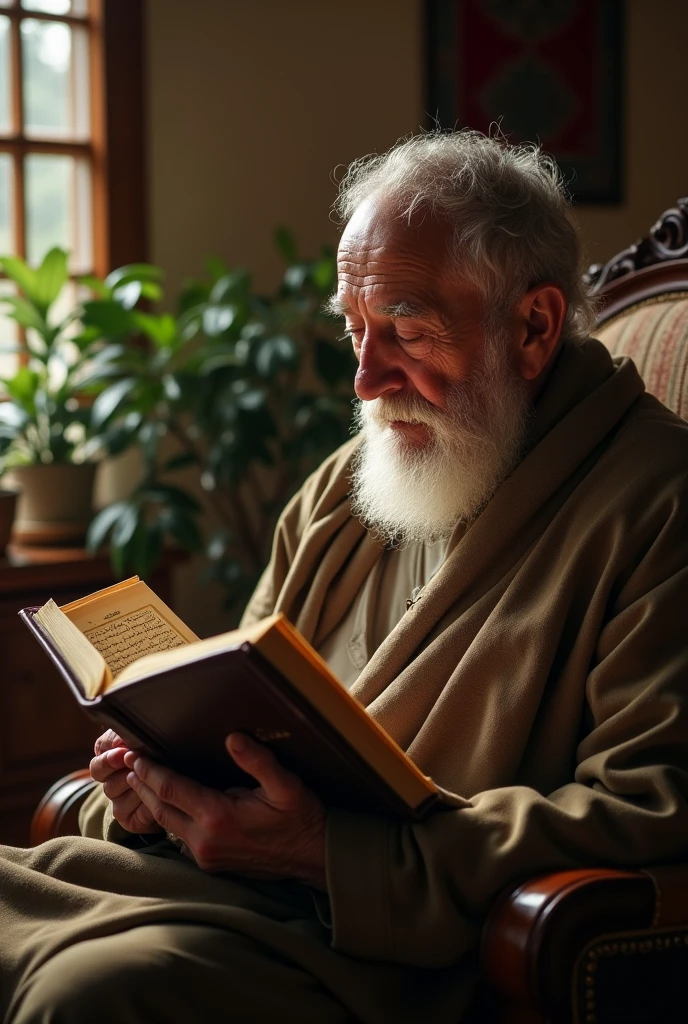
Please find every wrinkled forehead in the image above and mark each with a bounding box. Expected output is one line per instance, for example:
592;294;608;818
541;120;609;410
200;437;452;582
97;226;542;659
337;198;454;273
336;200;457;310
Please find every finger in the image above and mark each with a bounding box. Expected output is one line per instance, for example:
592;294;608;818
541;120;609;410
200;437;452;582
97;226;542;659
102;768;136;801
89;747;129;782
126;770;191;836
112;790;161;834
125;754;207;819
94;730;128;756
225;733;301;806
111;788;145;820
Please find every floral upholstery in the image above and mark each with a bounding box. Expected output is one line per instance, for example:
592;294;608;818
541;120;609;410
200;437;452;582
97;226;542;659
597;295;688;420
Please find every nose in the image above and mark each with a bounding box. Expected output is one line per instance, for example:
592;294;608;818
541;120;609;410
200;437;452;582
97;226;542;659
354;333;407;402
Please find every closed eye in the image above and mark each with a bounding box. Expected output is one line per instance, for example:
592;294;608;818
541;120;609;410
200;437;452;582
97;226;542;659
396;332;424;344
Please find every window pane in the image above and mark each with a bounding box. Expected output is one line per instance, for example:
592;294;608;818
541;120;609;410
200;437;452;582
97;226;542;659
0;281;19;381
22;19;89;139
0;154;12;255
21;2;90;20
0;16;10;133
22;1;71;13
25;153;92;270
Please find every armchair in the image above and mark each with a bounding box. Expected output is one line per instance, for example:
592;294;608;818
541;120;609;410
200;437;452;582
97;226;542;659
31;200;688;1023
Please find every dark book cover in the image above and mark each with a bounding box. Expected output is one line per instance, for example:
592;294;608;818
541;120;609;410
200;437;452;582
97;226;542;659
20;606;440;820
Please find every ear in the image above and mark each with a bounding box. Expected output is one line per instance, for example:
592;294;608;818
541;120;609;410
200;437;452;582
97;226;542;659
513;284;568;381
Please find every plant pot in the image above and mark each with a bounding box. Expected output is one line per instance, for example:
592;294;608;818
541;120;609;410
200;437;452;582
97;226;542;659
0;488;19;556
5;463;97;546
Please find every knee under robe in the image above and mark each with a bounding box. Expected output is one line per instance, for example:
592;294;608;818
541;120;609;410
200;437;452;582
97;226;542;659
0;836;474;1023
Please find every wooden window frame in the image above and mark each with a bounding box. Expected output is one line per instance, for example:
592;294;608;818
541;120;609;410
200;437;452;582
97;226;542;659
0;0;146;278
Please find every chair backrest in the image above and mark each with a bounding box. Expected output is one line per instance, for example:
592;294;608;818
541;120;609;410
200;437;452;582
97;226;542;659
585;197;688;421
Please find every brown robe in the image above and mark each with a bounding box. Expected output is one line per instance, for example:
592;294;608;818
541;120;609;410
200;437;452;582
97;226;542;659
1;337;687;1023
242;336;688;964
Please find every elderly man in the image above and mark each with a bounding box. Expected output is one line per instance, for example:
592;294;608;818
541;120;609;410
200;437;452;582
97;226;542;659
1;132;688;1024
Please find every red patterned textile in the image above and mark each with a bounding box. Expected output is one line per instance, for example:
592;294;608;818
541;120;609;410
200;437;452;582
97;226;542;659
597;298;688;420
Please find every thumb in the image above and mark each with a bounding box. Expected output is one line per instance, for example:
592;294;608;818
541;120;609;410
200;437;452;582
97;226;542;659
225;733;300;806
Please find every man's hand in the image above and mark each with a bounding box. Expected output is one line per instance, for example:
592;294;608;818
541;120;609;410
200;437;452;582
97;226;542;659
123;733;327;890
89;729;164;835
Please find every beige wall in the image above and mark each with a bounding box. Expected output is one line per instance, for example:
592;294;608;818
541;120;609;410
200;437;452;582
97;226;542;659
143;0;688;631
147;0;688;293
146;0;424;298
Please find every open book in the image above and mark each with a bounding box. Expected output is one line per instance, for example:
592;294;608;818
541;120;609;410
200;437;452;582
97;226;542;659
20;577;442;820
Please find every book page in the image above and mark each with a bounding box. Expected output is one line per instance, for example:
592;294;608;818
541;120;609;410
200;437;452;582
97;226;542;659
34;599;107;699
84;606;189;677
63;578;199;684
112;614;280;687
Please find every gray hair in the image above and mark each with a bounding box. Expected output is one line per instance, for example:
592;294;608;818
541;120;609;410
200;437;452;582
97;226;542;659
334;131;596;343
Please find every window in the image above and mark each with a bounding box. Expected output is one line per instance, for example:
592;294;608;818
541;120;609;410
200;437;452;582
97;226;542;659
0;0;146;373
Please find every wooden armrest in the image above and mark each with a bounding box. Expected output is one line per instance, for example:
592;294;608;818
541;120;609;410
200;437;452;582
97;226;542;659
481;868;657;1021
31;769;97;845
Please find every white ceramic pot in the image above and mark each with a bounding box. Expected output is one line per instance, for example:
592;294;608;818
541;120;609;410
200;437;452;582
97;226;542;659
5;463;97;545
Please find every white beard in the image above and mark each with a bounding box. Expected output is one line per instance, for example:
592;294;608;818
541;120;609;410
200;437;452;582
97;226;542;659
349;332;532;545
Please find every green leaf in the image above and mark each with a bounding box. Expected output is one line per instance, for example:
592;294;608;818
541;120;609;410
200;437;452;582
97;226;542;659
85;500;131;551
142;483;202;513
209;268;251;304
254;334;299;378
78;274;112;299
3;366;40;411
177;280;211;315
34;248;69;312
162;374;182;401
110;540;126;580
205;256;230;281
284;265;308;291
104;263;163;289
81;300;134;338
0;295;47;333
139;280;164;302
236;388;267;411
99;413;143;456
159;507;203;551
133;521;164;580
90;376;138;428
111;502;141;548
274;226;298;264
314;338;356;387
0;255;38;300
0;402;28;428
203;305;236;337
137;421;163;464
312;255;336;293
162;451;198;472
96;428;129;457
132;311;177;347
113;280;142;310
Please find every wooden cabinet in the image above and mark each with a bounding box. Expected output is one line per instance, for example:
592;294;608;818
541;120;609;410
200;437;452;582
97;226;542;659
0;547;176;846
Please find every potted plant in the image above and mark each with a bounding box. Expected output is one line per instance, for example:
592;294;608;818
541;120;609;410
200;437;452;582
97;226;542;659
0;248;161;545
85;230;356;617
0;235;355;613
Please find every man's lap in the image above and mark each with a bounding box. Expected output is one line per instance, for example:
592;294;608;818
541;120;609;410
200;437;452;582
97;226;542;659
0;838;474;1024
9;922;353;1023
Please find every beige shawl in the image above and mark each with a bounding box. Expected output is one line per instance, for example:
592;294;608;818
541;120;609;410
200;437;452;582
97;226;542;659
242;337;688;966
